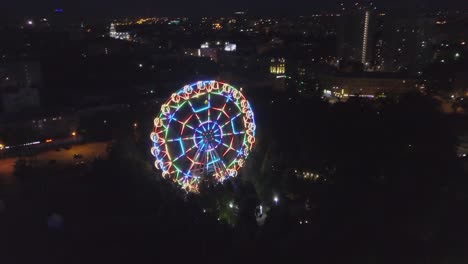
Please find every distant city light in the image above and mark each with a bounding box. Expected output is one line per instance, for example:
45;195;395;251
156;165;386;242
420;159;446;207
229;202;234;209
72;131;77;136
224;43;237;52
139;64;143;68
455;53;461;58
27;20;33;25
0;144;4;150
274;196;279;204
270;58;286;75
109;23;130;41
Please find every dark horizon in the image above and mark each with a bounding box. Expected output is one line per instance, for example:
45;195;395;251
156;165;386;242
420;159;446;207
2;0;468;19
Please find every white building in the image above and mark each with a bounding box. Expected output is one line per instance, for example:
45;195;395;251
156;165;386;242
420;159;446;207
109;23;130;41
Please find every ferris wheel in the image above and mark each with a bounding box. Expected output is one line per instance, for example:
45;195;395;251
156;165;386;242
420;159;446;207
150;81;256;192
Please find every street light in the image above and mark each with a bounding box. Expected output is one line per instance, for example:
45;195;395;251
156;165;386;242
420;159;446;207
0;143;4;159
273;196;279;205
71;131;77;144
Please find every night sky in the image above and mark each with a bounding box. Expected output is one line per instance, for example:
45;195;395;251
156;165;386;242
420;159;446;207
2;0;468;17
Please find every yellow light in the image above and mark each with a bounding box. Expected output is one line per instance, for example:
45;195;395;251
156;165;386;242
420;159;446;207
213;23;222;30
72;132;77;136
0;144;4;150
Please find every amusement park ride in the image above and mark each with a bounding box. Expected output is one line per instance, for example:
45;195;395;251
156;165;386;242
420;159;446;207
151;81;256;192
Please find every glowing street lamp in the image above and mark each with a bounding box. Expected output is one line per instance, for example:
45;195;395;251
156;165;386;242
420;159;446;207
0;143;4;158
71;131;77;143
273;196;279;205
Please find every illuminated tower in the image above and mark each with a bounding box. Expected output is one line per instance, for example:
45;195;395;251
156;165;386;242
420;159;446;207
361;10;371;64
337;2;376;69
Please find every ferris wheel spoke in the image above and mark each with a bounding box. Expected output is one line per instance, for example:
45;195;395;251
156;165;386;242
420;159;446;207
178;138;185;154
206;155;220;167
175;114;195;135
188;99;210;113
167;136;202;142
183;135;203;141
223;131;245;136
222;144;235;156
187;155;202;167
222;137;236;156
214;102;228;121
194;113;202;124
208;93;211;121
173;144;198;162
187;148;204;174
220;112;242;129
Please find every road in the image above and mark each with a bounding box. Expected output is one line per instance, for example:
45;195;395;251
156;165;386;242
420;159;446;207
0;142;109;183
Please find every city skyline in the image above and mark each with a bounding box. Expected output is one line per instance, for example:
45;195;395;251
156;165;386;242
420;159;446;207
2;0;468;18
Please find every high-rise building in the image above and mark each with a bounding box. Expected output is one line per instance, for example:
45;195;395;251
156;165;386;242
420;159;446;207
377;13;434;73
109;23;130;41
337;2;377;68
0;62;41;113
361;10;371;64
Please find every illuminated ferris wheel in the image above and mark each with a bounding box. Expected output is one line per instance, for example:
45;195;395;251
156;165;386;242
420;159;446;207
150;81;256;192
